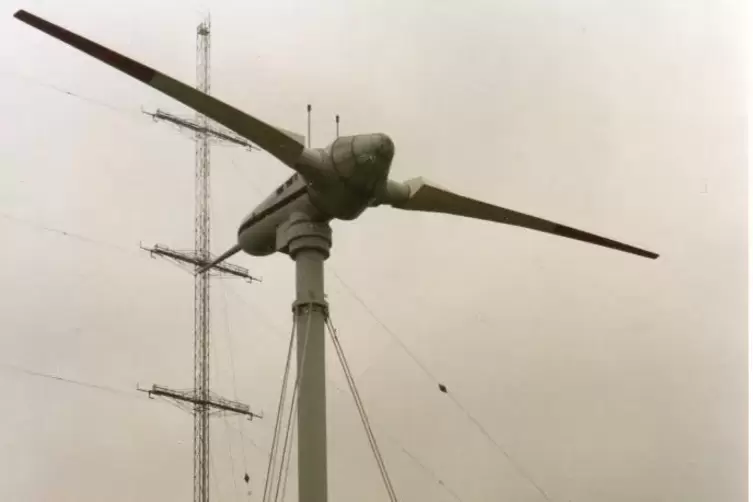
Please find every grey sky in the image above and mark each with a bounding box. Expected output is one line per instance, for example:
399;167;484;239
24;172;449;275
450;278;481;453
0;0;746;501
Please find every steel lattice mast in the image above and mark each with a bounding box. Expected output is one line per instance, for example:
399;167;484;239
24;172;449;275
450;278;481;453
139;16;262;502
194;16;212;502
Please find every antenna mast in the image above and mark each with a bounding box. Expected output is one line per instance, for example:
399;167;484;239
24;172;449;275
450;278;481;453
194;17;212;502
141;15;261;502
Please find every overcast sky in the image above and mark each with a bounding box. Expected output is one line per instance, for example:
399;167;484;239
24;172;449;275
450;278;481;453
0;0;747;501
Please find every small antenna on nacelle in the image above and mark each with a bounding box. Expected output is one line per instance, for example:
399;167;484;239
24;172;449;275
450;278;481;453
306;104;312;148
335;114;340;138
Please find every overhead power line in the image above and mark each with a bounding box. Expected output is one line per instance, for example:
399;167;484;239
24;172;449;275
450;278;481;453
0;361;137;398
0;211;140;257
0;70;145;119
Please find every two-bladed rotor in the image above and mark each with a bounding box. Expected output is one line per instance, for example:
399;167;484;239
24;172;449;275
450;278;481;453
13;9;659;268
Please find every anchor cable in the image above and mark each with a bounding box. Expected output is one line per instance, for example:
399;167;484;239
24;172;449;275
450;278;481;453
271;307;314;502
262;316;296;502
327;316;398;502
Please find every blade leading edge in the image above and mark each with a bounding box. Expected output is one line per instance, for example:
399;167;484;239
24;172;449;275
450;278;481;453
14;10;304;168
386;178;659;259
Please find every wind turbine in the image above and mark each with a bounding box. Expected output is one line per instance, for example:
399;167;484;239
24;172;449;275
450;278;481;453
14;10;659;502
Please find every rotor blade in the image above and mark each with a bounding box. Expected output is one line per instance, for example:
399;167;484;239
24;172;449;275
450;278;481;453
14;10;304;168
197;245;242;275
383;177;659;259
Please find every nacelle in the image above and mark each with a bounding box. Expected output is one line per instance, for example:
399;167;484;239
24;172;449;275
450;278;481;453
307;133;395;220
